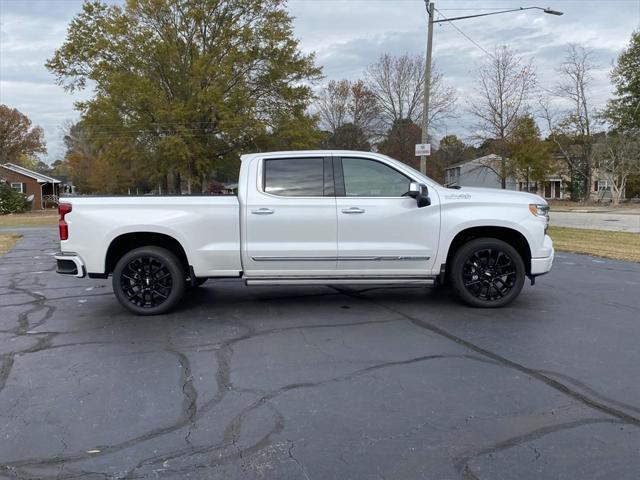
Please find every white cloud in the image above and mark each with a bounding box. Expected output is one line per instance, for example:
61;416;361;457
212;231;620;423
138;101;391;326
1;0;638;161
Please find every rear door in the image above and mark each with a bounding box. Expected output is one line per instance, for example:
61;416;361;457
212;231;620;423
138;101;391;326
334;156;440;276
243;155;337;275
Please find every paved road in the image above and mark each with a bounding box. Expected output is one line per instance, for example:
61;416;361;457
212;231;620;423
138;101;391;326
1;228;640;479
550;210;640;233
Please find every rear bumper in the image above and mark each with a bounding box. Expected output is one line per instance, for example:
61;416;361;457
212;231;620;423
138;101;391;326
54;253;86;278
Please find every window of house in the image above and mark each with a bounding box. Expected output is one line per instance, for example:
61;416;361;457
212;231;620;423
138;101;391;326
342;158;411;197
264;158;325;197
594;181;599;192
10;183;24;193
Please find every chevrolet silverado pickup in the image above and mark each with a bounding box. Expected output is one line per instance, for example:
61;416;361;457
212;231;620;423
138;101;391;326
55;150;554;315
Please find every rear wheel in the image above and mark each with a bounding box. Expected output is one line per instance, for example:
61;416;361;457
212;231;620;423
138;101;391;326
450;238;525;308
112;246;186;315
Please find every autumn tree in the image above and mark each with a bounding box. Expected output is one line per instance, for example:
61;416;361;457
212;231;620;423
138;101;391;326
62;122;100;193
377;119;422;168
0;105;47;164
469;46;536;188
47;0;322;194
430;135;475;183
508;115;553;188
605;31;640;133
321;124;371;150
437;135;468;166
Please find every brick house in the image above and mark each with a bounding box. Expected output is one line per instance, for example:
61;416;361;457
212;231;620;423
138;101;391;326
0;163;62;210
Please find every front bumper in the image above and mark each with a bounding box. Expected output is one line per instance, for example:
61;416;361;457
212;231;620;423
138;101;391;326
54;253;86;278
531;247;555;276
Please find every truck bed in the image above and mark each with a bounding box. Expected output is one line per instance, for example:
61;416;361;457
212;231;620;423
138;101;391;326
59;196;242;278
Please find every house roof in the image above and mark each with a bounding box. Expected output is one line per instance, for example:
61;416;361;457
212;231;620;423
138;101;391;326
445;154;502;170
0;163;61;184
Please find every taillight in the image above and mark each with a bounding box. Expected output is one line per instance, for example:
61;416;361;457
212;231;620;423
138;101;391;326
59;203;72;241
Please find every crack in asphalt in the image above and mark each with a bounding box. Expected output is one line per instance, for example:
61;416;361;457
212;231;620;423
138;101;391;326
287;440;311;480
165;337;198;450
331;286;640;428
455;418;625;480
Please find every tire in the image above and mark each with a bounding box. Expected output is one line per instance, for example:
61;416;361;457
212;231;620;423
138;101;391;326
112;246;186;315
450;238;525;308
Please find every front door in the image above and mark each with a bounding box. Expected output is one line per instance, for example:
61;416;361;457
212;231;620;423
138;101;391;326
243;156;337;276
334;156;440;277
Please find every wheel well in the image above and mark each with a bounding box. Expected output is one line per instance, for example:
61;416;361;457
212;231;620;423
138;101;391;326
445;227;532;276
105;232;189;275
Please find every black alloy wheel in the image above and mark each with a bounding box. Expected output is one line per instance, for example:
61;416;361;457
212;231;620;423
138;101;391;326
113;246;186;315
462;248;516;301
451;238;525;308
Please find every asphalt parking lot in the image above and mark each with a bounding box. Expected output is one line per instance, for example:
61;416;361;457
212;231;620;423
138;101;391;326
1;228;640;479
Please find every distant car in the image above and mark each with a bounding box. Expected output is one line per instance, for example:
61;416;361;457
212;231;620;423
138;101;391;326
54;150;553;315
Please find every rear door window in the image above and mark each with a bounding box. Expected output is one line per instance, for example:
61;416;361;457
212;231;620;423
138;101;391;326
264;158;325;197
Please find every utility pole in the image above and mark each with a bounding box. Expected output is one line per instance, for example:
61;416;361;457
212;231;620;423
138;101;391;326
420;0;434;175
417;3;563;176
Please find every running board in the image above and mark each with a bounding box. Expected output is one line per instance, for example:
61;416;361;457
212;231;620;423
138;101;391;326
245;277;435;286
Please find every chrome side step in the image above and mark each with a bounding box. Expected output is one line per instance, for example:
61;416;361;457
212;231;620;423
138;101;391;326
245;277;435;286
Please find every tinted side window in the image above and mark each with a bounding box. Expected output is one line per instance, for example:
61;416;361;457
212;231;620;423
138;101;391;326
264;158;324;197
342;158;410;197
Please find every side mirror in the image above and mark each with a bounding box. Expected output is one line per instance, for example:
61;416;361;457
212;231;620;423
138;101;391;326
408;182;431;208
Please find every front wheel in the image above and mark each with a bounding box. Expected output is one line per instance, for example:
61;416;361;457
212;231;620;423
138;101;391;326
450;238;525;308
112;246;186;315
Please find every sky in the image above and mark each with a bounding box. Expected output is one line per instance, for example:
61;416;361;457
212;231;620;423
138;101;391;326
1;0;639;163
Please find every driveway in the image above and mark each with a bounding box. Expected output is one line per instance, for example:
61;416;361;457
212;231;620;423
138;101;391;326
550;209;640;233
1;228;640;479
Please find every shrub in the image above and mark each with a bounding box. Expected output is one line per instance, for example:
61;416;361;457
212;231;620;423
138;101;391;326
0;183;30;214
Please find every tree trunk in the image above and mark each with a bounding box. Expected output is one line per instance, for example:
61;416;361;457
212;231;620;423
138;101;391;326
161;174;169;196
173;172;182;195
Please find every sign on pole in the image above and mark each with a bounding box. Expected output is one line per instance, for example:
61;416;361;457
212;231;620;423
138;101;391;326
415;143;431;156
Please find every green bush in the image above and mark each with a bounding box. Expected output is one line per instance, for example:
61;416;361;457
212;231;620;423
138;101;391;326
0;183;30;214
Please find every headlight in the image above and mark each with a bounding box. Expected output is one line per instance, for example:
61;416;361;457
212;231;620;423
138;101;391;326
529;204;550;233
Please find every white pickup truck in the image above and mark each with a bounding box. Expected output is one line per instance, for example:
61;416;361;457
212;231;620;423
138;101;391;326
55;150;554;315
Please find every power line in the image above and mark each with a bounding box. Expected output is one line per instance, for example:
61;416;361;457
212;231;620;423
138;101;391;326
433;7;495;59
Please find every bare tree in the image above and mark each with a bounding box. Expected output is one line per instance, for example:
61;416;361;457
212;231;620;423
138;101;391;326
349;80;380;138
316;79;380;148
594;133;640;204
365;53;456;134
554;45;597;201
316;80;351;133
469;46;536;188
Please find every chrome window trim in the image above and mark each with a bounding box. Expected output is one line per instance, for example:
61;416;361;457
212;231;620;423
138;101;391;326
251;256;431;262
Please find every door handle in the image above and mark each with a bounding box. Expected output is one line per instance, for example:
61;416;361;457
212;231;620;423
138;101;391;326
251;208;274;215
341;207;365;214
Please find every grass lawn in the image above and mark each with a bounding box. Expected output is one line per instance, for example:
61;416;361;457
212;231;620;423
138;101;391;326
0;212;58;228
548;226;640;263
0;233;21;255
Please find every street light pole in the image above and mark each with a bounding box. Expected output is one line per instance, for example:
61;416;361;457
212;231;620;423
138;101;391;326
419;3;563;175
420;0;434;175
